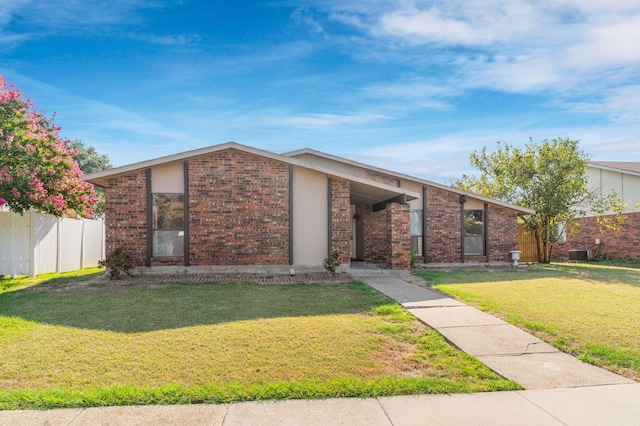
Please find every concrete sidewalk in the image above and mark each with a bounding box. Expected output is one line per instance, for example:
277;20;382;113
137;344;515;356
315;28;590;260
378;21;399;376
3;384;640;425
2;272;638;425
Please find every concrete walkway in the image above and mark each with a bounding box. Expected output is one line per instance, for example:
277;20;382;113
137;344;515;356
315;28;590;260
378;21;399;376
358;273;634;390
2;272;638;425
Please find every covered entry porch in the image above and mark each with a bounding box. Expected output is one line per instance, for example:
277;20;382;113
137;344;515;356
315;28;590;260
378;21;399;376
348;181;419;270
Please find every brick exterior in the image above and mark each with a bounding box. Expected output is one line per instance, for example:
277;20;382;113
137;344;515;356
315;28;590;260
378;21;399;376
188;150;290;266
425;186;462;263
101;147;521;270
365;170;400;187
554;212;640;260
103;150;291;267
362;202;410;269
103;171;148;266
363;204;387;264
330;177;351;265
486;204;519;263
389;202;411;269
424;186;520;263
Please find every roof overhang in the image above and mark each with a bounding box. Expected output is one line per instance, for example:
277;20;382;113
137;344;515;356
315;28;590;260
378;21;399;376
285;148;535;216
84;142;420;203
588;162;640;177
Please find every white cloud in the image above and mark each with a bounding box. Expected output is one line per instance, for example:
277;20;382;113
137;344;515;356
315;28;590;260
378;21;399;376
376;1;540;46
565;85;640;124
306;0;640;99
262;112;392;129
564;14;640;71
359;76;457;111
0;0;169;46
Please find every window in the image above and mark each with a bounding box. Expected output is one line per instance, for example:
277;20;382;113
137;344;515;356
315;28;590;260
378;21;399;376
556;223;567;243
464;209;485;255
153;193;184;257
410;209;423;256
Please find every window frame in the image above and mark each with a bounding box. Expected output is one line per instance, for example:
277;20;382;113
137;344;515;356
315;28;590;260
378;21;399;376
463;209;486;256
152;192;185;257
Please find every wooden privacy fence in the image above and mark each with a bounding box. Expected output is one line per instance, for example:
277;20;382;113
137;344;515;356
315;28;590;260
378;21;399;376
0;210;104;277
518;224;538;263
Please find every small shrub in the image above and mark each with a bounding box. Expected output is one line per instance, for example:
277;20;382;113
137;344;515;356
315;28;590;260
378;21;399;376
409;249;416;269
598;252;638;264
323;249;341;274
99;246;135;279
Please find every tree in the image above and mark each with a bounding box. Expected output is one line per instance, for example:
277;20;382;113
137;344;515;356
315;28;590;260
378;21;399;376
458;138;626;263
69;140;111;174
69;140;112;217
0;75;97;217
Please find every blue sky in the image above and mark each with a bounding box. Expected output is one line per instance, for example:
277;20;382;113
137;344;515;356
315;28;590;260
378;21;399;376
2;1;639;182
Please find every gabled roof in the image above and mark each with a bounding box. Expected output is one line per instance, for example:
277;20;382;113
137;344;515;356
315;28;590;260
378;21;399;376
589;161;640;177
284;148;535;215
84;142;420;202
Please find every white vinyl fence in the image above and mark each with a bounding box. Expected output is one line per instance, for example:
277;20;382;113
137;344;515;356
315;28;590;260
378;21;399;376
0;210;105;277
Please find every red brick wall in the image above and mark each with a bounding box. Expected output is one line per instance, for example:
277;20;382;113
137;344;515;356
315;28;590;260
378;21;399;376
554;212;640;260
389;202;411;269
363;204;387;264
424;186;520;263
486;204;519;263
331;177;351;265
365;170;400;187
425;187;462;263
188;150;290;266
104;171;148;266
362;202;410;269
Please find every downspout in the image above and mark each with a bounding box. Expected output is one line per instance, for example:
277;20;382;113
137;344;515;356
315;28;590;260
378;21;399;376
459;194;467;263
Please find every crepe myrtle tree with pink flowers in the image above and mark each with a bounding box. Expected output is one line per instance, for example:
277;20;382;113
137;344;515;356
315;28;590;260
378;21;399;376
0;75;97;217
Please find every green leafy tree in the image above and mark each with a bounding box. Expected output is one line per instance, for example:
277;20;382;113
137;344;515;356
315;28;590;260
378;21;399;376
0;75;97;217
458;138;626;263
69;140;111;174
69;140;112;218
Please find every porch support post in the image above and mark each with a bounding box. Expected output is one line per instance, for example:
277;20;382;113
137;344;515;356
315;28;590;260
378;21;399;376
422;186;427;260
289;165;294;265
327;177;332;255
459;194;466;263
183;161;190;267
145;168;152;267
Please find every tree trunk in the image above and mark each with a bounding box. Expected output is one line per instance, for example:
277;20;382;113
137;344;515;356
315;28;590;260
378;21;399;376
534;228;544;263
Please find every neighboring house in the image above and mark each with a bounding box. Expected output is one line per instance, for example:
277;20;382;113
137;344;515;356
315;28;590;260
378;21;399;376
554;161;640;260
84;142;533;272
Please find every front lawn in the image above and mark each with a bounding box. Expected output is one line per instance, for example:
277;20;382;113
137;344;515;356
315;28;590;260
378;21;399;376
415;263;640;380
0;273;518;410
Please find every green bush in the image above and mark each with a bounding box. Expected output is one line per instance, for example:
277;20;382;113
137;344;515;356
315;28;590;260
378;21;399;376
99;246;135;279
323;249;341;274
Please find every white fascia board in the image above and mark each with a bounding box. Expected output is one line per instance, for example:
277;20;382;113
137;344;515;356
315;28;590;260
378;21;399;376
285;148;534;215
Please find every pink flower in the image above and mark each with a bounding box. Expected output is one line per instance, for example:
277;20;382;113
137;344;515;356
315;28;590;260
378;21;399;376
0;198;5;206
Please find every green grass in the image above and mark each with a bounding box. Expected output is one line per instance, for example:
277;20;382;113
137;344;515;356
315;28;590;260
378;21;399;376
0;275;519;410
0;268;105;292
414;263;640;380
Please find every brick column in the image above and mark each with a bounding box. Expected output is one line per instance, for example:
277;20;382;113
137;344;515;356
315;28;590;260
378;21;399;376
330;177;351;265
388;202;411;269
103;171;148;266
